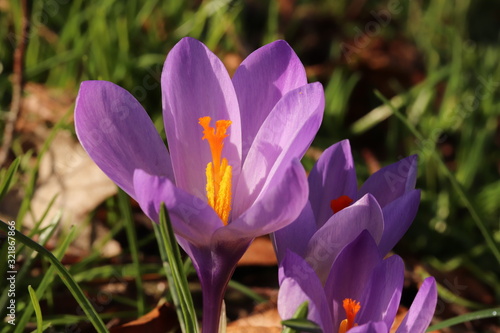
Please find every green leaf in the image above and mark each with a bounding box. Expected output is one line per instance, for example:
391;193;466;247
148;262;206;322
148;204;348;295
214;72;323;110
154;204;199;333
29;323;52;333
281;319;323;333
17;205;60;261
228;280;267;303
427;307;500;331
0;156;20;200
282;302;323;333
153;223;182;316
14;226;78;332
350;94;405;135
0;212;60;320
0;220;109;333
35;311;135;326
27;285;44;333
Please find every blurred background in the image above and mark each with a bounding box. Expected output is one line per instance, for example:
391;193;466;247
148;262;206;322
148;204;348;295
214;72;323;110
0;0;499;332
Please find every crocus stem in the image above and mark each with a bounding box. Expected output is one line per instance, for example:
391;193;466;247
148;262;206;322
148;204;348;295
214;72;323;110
192;241;251;333
201;275;229;333
197;251;237;333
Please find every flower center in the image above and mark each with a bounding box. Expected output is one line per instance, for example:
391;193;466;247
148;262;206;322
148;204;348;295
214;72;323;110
330;195;353;214
199;116;232;225
338;298;361;333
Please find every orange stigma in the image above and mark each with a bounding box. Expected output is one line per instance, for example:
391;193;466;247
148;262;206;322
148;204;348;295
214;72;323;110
330;195;353;214
199;116;232;225
338;298;361;333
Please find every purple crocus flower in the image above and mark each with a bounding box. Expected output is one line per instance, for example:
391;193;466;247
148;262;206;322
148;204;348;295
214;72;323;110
274;140;421;282
278;231;437;333
75;37;324;332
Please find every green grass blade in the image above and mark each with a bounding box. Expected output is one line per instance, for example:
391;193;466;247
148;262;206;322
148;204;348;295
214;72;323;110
0;220;109;333
17;200;60;257
27;285;44;333
15;225;76;332
72;263;162;283
0;156;20;200
0;212;60;320
28;195;60;236
427;307;500;331
69;221;124;273
281;319;323;333
350;67;450;135
350;94;406;135
29;323;51;333
158;203;199;333
152;222;184;330
117;190;145;316
228;280;267;303
436;281;486;310
39;311;136;326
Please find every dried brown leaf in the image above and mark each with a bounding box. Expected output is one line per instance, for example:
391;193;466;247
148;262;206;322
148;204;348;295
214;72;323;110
109;303;179;333
238;236;277;266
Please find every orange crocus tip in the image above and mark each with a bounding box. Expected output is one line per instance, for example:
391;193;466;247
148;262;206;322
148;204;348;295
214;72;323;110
330;195;353;214
199;116;232;225
338;298;361;333
199;116;232;172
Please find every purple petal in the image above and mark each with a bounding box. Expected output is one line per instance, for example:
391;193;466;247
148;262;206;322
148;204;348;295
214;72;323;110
232;40;307;159
358;155;418;207
278;250;333;333
324;230;382;331
348;321;388;333
304;194;384;283
357;255;404;329
272;201;317;263
234;82;324;216
133;169;221;247
216;159;308;242
379;190;421;255
75;80;174;198
161;37;242;196
396;277;437;333
308;140;358;228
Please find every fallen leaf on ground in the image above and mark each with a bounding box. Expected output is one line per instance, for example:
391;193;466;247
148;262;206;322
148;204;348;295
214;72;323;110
238;236;277;266
109;302;178;333
227;308;282;333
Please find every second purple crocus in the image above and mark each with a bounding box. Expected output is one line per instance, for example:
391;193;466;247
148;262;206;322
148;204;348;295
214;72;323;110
274;141;437;332
279;231;437;333
274;140;421;282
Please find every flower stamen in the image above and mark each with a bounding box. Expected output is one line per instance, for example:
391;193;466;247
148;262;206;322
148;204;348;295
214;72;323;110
199;116;232;225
